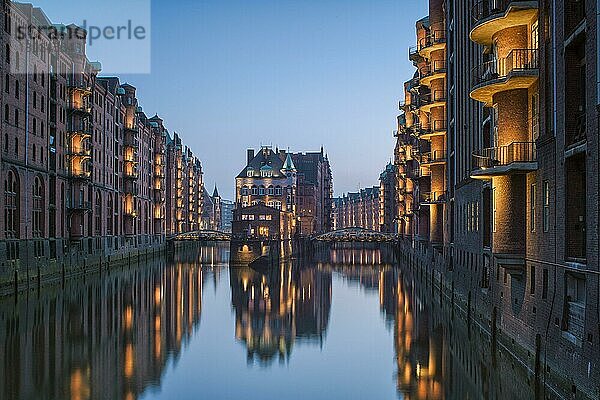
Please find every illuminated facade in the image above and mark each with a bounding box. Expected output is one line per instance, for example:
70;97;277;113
394;0;600;398
333;186;380;231
0;1;205;287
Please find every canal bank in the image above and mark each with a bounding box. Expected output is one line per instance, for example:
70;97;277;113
395;239;599;400
0;236;167;297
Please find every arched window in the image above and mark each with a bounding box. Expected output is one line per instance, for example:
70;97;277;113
32;176;44;237
107;194;113;235
94;191;101;235
4;170;19;238
259;185;265;195
251;185;258;195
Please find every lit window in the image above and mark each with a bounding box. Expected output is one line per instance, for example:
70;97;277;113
543;181;550;232
247;168;253;177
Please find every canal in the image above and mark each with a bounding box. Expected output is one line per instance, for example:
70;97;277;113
0;243;534;400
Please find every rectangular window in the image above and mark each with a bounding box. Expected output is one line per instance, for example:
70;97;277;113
529;265;536;294
543;181;550;232
542;268;548;299
530;184;536;231
492;188;497;233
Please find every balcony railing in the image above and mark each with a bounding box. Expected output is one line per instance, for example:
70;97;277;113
420;90;447;107
472;49;538;88
67;199;91;210
67;101;92;115
417;120;447;137
472;141;536;169
471;0;538;26
421;191;446;204
418;29;446;52
419;60;447;80
421;149;446;164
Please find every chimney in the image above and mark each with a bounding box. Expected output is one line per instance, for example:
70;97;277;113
247;149;254;164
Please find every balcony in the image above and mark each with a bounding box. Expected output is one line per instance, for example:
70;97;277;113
420;150;447;166
420;191;447;205
68;145;92;159
68;81;93;94
67;199;91;211
67;101;92;116
417;120;447;139
470;0;539;46
123;135;139;149
124;169;139;180
70;169;91;180
419;90;446;113
470;48;538;105
471;141;537;179
419;60;447;87
409;45;422;63
68;123;93;138
418;29;446;59
124;209;138;218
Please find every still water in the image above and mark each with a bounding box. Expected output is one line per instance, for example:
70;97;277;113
0;243;531;400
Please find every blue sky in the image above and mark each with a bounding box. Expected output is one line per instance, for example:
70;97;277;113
34;0;427;199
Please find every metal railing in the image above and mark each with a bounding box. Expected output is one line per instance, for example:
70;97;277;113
419;60;447;80
421;149;446;164
421;191;446;203
418;29;446;51
420;90;447;106
67;101;92;115
472;141;537;169
67;199;91;210
471;0;538;25
472;48;538;87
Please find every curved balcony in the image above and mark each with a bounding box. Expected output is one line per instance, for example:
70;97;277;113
417;120;447;140
419;90;446;114
470;141;537;179
124;169;139;180
420;191;446;205
419;60;447;87
470;49;538;106
418;30;446;59
409;45;422;63
420;150;447;166
470;0;538;46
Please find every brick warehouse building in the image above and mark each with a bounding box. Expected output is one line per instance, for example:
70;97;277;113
0;1;205;287
394;0;600;398
233;146;334;239
333;186;380;232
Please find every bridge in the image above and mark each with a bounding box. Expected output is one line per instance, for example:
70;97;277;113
312;228;400;243
169;230;232;242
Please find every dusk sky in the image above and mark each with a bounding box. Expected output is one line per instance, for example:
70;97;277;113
35;0;428;199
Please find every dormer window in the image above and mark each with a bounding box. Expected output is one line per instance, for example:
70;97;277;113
247;168;254;177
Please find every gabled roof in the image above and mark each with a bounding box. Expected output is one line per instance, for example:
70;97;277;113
236;147;288;179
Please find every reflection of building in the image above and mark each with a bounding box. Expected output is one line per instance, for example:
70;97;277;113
229;263;331;364
291;149;334;235
233;146;297;240
0;255;208;400
333;187;380;231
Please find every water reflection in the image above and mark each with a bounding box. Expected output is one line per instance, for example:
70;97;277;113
229;262;331;364
0;243;533;400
